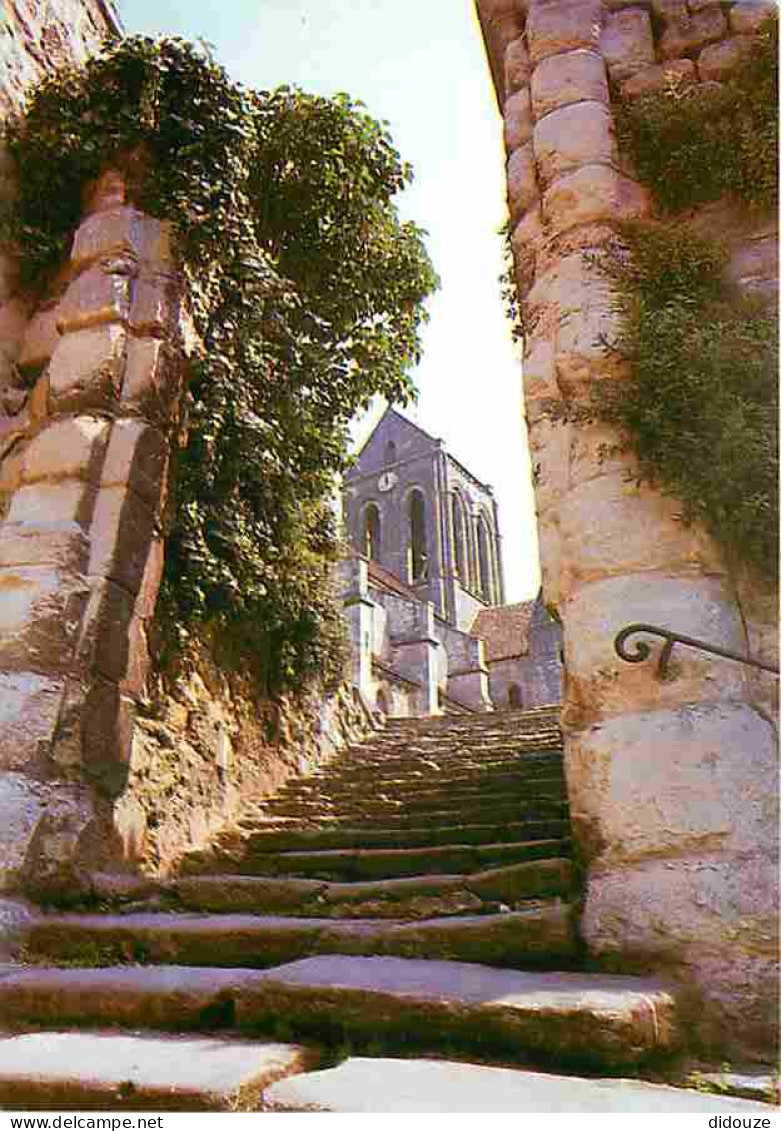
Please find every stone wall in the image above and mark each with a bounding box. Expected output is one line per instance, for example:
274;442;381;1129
0;4;376;927
476;0;778;1058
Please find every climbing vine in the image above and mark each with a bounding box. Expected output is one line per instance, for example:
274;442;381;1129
591;222;778;578
502;14;777;579
5;36;438;694
614;13;777;214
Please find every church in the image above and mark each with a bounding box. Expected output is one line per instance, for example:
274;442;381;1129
339;407;563;716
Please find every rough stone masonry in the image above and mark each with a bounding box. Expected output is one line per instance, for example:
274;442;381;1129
475;0;778;1056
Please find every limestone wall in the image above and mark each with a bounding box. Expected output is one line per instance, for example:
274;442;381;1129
476;0;778;1057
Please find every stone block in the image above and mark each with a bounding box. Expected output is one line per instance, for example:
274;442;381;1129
560;572;747;725
47;324;126;414
75;577;138;686
531;50;608;120
556;472;724;587
522;252;625;390
567;702;777;864
601;7;656;80
82;679;136;796
0;676;64;773
526;1;602;65
20;416;109;485
69;207;140;272
729;1;776;35
580;853;779;1056
659;8;727;58
619;57;697;97
120;336;175;417
0;563;89;677
543;164;649;232
0;521;89;571
129;270;179;338
56;263;133;334
87;485;157;596
100;419;169;508
7;481;92;526
510;204;544;293
697;36;754;80
18;302;61;371
506;142;539;221
535;514;565;605
504;87;533;152
521;336;560;406
527;416;571;512
504;36;531;93
534;102;616;186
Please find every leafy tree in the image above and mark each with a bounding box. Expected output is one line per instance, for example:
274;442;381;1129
5;36;438;694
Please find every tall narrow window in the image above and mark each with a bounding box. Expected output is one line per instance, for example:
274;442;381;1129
362;503;381;562
476;515;493;603
384;440;397;465
451;492;468;587
408;489;427;582
508;683;522;709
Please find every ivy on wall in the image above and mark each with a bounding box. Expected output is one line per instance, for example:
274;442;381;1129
4;36;439;694
592;222;778;578
614;14;777;214
502;14;778;581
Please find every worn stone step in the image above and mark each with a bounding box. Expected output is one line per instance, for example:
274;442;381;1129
172;859;573;918
0;956;676;1069
193;838;572;881
0;1031;320;1112
280;775;566;808
262;1057;774;1114
221;818;571;854
259;799;569;828
23;902;576;969
339;741;563;766
289;763;564;796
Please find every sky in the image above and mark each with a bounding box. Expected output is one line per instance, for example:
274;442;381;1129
122;0;541;600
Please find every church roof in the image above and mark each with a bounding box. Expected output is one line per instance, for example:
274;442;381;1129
471;600;537;661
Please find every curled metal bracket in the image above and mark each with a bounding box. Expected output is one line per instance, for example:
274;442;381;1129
614;623;780;679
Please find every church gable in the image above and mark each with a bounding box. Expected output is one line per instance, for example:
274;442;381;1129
349;408;438;479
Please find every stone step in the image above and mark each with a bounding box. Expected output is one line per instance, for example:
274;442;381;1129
258;799;569;827
171;858;573;918
279;774;566;807
222;818;571;853
288;762;564;795
0;958;677;1070
24;902;576;969
184;838;572;880
0;1031;321;1112
262;1056;774;1114
340;739;563;763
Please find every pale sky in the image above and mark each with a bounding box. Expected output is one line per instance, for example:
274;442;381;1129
122;0;540;600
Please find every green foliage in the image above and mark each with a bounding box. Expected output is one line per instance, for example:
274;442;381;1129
592;222;778;576
6;36;438;695
615;13;778;213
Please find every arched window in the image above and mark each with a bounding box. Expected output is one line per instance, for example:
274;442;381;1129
451;492;469;587
362;503;381;562
384;440;397;465
508;683;522;709
408;489;428;583
476;515;493;603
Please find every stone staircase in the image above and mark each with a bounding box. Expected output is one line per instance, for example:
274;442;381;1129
0;707;768;1111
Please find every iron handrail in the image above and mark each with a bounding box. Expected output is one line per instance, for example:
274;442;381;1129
614;623;780;678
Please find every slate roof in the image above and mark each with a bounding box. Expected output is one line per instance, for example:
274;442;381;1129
471;601;537;661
